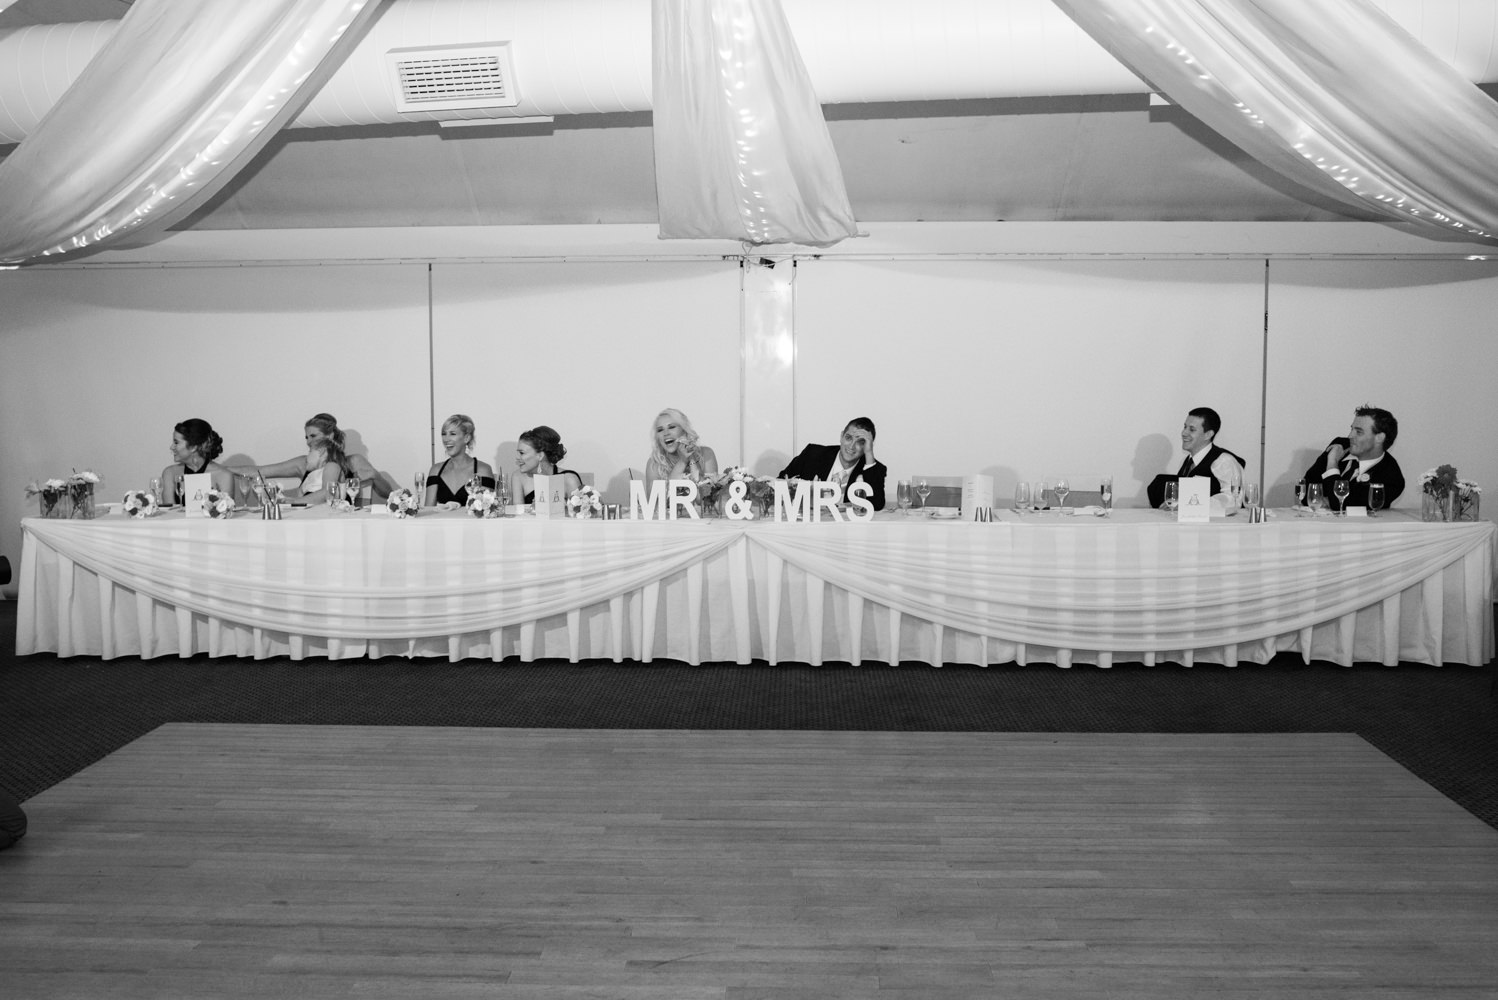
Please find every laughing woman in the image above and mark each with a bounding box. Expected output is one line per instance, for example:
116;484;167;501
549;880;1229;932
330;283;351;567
160;418;235;503
644;408;719;488
232;412;349;502
424;414;496;509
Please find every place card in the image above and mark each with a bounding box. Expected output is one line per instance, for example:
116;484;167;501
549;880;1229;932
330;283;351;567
532;474;566;518
1177;476;1210;523
182;472;212;516
1344;505;1369;518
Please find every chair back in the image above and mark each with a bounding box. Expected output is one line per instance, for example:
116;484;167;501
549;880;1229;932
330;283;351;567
911;475;963;510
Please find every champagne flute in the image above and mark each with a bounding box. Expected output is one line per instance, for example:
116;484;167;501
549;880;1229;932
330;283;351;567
1014;481;1030;514
1332;477;1351;515
327;472;340;507
896;481;913;514
1054;477;1070;511
1368;482;1385;517
1099;476;1113;515
916;479;930;511
414;472;424;507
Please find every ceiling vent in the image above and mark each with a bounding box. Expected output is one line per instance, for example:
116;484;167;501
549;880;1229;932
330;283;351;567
387;43;519;113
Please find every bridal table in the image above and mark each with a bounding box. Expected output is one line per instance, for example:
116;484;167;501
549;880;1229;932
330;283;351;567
16;507;1496;667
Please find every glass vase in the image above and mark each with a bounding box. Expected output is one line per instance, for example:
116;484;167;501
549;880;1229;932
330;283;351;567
1421;490;1456;522
69;484;96;520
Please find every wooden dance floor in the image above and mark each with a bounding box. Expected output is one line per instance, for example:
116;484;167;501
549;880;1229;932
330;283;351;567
3;727;1497;998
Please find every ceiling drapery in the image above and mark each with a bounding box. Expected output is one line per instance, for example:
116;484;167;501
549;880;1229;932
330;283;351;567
1052;0;1498;245
651;0;858;247
0;0;381;266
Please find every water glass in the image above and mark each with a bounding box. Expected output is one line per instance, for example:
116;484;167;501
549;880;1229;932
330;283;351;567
327;475;340;506
897;481;913;514
1295;479;1307;507
1368;482;1386;516
1307;482;1324;511
174;476;184;504
1163;480;1178;511
1099;476;1113;514
1032;481;1046;510
149;478;161;505
1014;481;1030;513
1244;483;1260;508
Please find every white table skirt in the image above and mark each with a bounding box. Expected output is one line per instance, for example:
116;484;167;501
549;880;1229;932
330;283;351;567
17;508;1496;666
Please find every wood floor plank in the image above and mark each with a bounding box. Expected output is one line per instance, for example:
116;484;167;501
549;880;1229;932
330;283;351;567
2;727;1496;998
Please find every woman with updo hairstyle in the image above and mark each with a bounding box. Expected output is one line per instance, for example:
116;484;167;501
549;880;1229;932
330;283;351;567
424;413;496;509
645;408;719;488
234;412;353;503
161;418;235;503
514;425;583;505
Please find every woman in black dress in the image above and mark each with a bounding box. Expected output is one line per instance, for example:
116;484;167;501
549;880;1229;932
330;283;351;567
423;414;497;509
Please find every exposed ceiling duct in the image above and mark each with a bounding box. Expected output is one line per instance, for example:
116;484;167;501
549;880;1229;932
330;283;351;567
7;0;1495;144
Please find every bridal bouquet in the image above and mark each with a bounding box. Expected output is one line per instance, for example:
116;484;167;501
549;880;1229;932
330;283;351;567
121;489;160;519
467;487;502;518
568;485;603;519
203;487;235;519
386;487;420;518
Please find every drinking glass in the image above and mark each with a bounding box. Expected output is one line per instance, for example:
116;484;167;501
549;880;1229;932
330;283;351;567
916;479;931;511
174;476;184;505
1054;478;1071;511
1295;479;1307;508
1099;476;1113;515
1032;481;1046;510
327;474;340;506
149;478;161;505
413;472;424;507
1163;480;1178;511
1332;477;1351;515
897;481;913;514
1014;481;1030;513
1244;483;1260;508
496;471;509;515
1307;482;1324;511
1368;482;1386;516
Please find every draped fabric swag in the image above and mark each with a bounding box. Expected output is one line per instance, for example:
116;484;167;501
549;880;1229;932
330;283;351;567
651;0;859;247
19;515;1495;666
0;0;381;265
1052;0;1498;244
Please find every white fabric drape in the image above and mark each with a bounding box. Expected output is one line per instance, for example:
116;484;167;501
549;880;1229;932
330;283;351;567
18;511;1495;666
1051;0;1498;244
652;0;859;247
0;0;381;266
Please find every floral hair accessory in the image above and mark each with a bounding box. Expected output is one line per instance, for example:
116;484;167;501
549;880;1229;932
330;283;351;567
122;489;160;519
387;488;420;518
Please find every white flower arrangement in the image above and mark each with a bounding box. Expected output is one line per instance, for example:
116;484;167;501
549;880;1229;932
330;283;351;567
203;487;235;519
568;485;602;517
121;489;160;519
387;487;420;518
24;478;68;498
467;487;502;518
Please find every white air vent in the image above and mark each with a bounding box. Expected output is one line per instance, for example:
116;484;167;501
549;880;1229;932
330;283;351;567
387;42;519;113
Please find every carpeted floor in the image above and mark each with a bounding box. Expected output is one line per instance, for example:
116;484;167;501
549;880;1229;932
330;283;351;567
3;600;1496;829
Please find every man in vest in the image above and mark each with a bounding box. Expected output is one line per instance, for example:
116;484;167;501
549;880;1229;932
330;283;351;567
1149;406;1245;510
1303;405;1404;508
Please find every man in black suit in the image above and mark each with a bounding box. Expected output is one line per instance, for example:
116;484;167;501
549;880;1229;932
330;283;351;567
778;416;887;510
1148;406;1246;510
1303;404;1404;508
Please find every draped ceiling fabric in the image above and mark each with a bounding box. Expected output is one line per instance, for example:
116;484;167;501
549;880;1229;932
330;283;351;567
1052;0;1498;245
652;0;859;247
0;0;383;266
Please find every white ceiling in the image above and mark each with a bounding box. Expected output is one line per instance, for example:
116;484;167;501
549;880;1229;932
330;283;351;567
1;0;1476;236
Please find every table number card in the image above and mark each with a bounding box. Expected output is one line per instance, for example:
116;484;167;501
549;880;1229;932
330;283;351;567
1177;477;1210;522
183;472;212;516
963;474;993;522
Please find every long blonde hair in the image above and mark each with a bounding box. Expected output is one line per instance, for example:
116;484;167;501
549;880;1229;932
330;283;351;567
648;408;703;481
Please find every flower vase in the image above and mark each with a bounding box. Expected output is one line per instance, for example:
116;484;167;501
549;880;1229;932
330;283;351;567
40;491;66;518
1457;490;1480;522
574;504;595;520
69;484;96;520
1422;490;1456;522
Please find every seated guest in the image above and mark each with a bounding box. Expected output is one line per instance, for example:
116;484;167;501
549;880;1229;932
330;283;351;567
645;408;719;487
1148;407;1245;510
234;412;351;502
424;414;496;509
778;416;886;510
160;418;235;504
1304;404;1404;506
514;425;583;504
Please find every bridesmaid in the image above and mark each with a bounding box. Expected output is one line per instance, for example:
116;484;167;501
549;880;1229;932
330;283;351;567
644;408;719;487
424;414;496;509
160;418;235;504
514;425;583;504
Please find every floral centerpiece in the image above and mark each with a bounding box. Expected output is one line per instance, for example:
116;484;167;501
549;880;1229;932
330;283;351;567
700;467;776;519
386;488;420;519
25;478;69;518
467;487;503;518
1419;465;1481;522
568;485;603;519
68;470;101;519
121;489;160;519
202;487;235;519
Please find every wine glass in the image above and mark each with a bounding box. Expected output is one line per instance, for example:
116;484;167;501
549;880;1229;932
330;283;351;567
1368;482;1385;517
1099;476;1113;515
1054;478;1070;511
1295;479;1307;508
897;481;913;515
916;479;931;511
1014;481;1030;514
1163;480;1178;511
326;473;340;506
1032;481;1046;511
1307;482;1324;512
1332;477;1351;515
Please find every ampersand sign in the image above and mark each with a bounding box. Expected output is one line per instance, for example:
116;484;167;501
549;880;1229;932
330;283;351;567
724;479;754;519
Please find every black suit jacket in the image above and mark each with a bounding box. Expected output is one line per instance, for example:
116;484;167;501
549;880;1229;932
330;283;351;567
1304;438;1405;507
778;443;887;511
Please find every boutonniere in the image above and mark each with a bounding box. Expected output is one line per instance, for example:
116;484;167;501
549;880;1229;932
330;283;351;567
1357;473;1370;483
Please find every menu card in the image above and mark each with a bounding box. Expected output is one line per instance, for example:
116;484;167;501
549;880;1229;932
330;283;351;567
1177;477;1211;523
183;472;211;516
963;474;993;522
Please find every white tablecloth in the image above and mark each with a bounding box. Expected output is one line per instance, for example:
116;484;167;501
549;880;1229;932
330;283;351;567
17;508;1496;666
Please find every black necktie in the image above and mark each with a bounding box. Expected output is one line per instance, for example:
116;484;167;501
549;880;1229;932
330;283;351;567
1178;457;1195;477
1341;457;1358;478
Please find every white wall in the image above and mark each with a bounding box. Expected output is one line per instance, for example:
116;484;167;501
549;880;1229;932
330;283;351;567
4;247;1497;597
